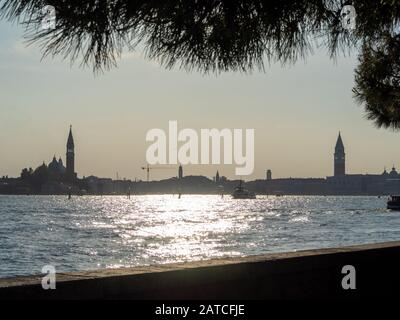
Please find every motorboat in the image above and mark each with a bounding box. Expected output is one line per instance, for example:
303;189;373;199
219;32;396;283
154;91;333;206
387;195;400;210
232;180;256;199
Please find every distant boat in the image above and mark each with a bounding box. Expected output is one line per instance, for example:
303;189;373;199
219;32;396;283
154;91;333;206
387;195;400;210
232;181;256;199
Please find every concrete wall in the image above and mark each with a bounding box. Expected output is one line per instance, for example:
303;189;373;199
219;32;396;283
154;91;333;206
1;241;400;299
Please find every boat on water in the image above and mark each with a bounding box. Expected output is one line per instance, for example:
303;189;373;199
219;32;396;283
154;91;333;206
387;195;400;210
232;181;256;199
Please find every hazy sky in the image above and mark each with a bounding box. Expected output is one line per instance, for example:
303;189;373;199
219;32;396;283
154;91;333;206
1;20;400;181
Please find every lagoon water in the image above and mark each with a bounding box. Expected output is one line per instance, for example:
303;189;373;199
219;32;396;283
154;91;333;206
0;195;399;278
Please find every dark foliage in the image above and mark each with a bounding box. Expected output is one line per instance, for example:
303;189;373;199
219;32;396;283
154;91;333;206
1;1;400;128
354;35;400;130
0;0;362;72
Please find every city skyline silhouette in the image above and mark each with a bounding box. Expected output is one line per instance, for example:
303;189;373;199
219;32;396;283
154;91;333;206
1;21;400;180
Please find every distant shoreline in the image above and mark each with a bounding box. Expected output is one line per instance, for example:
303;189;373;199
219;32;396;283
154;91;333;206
2;173;397;197
0;192;389;196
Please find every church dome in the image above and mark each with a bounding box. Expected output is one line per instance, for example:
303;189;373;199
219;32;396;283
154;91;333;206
390;166;398;177
48;156;58;171
48;156;66;175
58;158;66;174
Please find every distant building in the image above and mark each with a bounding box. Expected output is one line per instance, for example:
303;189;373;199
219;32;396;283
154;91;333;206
48;156;66;176
215;170;220;183
85;176;114;194
334;132;345;176
389;166;398;178
326;133;400;195
257;177;326;195
258;132;400;195
15;126;78;194
178;164;183;179
66;126;76;181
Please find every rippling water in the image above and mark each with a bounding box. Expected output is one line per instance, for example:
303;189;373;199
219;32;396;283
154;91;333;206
0;195;399;277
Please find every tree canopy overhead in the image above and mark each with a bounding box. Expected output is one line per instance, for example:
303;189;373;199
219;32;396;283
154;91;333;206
1;0;400;128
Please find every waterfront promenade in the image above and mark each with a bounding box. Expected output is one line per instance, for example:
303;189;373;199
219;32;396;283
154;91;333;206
1;241;399;299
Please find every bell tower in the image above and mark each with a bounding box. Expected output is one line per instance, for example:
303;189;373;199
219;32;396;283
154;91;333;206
178;164;183;179
334;132;345;176
66;125;75;180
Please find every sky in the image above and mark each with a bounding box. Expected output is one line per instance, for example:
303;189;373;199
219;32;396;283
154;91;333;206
1;20;400;181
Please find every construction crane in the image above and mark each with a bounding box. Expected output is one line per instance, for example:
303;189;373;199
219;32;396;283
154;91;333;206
141;164;176;182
